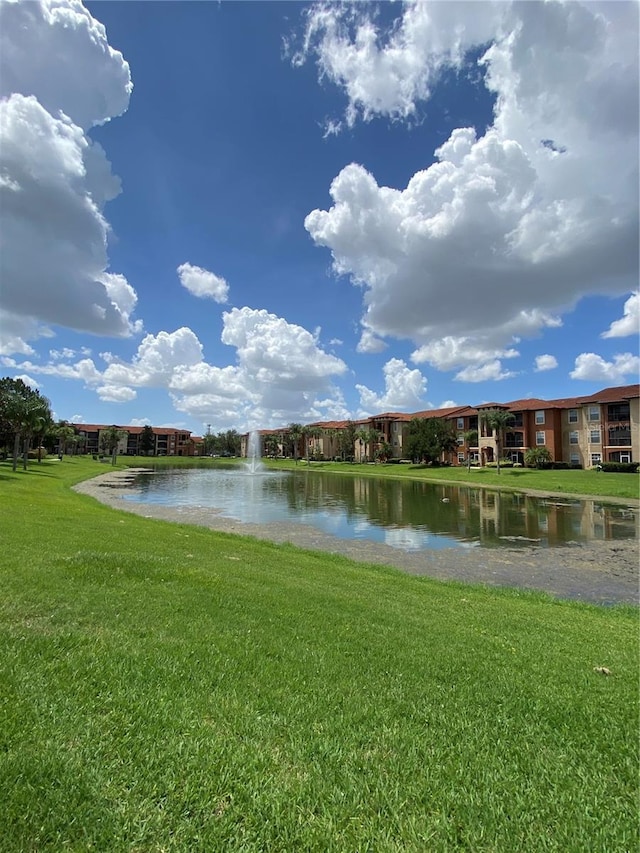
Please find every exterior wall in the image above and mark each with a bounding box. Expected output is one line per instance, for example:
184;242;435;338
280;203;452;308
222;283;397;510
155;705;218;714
546;410;564;460
602;397;637;464
583;403;605;466
559;394;639;467
73;425;195;456
631;397;640;462
562;406;587;467
390;421;405;458
238;385;640;469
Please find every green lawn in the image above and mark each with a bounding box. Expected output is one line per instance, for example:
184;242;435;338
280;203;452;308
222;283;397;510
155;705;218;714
261;457;640;502
1;457;638;851
111;454;639;502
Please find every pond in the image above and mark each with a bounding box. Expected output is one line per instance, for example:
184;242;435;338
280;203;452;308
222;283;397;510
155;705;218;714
121;466;639;553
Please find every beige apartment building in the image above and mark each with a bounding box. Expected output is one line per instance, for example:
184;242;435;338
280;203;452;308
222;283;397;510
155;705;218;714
248;384;639;468
73;384;638;468
71;424;200;457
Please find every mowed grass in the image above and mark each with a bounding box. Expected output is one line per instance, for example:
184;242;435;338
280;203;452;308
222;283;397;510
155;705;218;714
112;453;640;502
1;458;638;852
262;457;640;502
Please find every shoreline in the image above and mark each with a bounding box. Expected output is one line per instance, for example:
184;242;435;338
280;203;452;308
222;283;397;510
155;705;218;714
73;469;640;606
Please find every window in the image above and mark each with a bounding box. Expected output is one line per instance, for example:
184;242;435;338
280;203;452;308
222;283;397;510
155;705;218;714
608;426;631;446
570;453;580;465
457;453;465;464
569;431;579;444
535;410;545;424
590;430;600;444
568;409;578;423
505;431;524;447
457;434;464;445
457;417;464;429
536;431;545;445
591;453;602;466
608;403;630;421
588;406;600;422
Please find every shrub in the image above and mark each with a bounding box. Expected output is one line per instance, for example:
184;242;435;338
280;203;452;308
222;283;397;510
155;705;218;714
27;448;47;459
525;447;553;468
601;462;639;474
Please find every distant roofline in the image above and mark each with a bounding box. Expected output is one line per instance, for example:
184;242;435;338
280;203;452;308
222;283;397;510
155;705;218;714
72;383;639;437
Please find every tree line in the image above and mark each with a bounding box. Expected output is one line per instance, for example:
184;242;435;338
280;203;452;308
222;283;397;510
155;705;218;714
2;376;554;474
0;377;130;470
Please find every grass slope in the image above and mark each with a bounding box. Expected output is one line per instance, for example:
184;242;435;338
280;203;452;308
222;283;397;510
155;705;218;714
1;459;638;851
262;458;640;502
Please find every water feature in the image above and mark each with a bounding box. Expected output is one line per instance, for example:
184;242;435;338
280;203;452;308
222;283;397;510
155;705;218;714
244;430;264;474
122;466;639;552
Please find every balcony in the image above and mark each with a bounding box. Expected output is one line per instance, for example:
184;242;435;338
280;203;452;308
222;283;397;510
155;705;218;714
607;405;630;421
607;429;631;447
504;433;524;448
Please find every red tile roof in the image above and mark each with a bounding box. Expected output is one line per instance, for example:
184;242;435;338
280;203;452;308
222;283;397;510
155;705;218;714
73;423;192;436
578;384;639;404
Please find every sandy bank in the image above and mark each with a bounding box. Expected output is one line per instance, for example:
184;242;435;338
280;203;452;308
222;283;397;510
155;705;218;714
73;469;639;606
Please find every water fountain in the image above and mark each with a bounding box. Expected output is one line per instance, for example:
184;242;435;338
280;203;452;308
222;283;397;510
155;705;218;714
245;429;264;474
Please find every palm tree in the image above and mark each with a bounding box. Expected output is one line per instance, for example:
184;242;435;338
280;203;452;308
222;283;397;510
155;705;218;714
32;407;53;463
376;439;392;462
463;429;478;472
102;425;127;466
303;425;322;463
55;421;76;458
355;427;369;462
365;428;383;462
288;423;303;464
325;428;339;460
0;378;52;472
263;434;280;457
19;396;52;470
480;409;514;474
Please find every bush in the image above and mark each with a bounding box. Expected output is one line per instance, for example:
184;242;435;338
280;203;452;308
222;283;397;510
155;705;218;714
532;461;580;471
525;446;553;469
601;462;639;474
27;448;47;459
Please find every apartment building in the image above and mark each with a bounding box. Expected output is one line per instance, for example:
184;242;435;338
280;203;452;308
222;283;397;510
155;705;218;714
251;384;639;468
72;424;199;457
562;385;638;468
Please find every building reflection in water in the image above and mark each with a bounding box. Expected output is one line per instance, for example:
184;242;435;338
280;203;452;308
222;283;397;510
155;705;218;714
128;468;638;551
278;471;637;548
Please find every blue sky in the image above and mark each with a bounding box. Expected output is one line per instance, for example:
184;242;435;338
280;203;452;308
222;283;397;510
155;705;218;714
1;0;638;436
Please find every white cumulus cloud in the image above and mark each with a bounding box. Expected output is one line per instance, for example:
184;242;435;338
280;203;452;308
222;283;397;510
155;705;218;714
302;1;638;374
455;360;517;383
534;354;558;372
356;358;427;414
0;0;139;354
356;328;388;354
177;262;230;303
8;307;350;430
0;0;132;131
570;352;640;383
602;292;639;339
